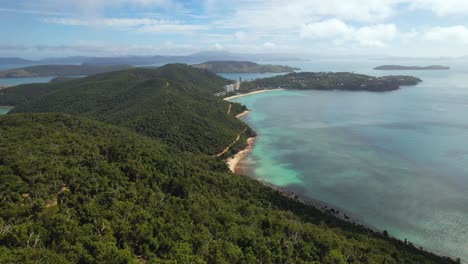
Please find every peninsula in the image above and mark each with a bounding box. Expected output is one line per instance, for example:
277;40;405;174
0;64;132;78
374;65;450;70
241;72;422;92
192;60;300;73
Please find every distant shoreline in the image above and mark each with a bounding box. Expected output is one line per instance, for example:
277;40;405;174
224;88;284;101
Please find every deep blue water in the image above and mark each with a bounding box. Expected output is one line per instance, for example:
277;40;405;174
231;59;468;261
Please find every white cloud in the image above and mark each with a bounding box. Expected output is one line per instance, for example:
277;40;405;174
300;19;350;39
300;19;397;48
263;42;277;49
213;43;223;50
424;26;468;44
214;0;405;31
0;42;197;56
354;24;397;47
25;0;179;18
234;31;248;41
410;0;468;16
43;17;207;33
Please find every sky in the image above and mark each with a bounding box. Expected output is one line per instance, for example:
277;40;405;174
2;0;468;59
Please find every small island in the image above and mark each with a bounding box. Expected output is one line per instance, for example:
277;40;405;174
192;61;300;73
0;64;132;78
241;72;422;92
374;65;450;70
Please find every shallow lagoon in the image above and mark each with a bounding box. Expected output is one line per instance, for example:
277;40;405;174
232;60;468;261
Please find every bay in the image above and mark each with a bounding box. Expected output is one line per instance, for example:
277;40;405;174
231;59;468;261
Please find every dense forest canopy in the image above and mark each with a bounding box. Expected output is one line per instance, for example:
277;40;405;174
0;113;458;263
7;64;251;155
192;61;300;73
242;72;422;92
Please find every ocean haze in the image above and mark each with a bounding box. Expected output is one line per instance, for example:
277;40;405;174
231;59;468;262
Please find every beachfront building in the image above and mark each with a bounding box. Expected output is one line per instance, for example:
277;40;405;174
224;84;235;93
224;78;242;93
234;79;241;90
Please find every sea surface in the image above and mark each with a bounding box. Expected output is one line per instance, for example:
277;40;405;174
0;76;55;86
0;106;12;115
231;59;468;262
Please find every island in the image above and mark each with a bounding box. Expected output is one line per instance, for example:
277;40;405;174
0;64;132;78
192;60;300;73
374;65;450;70
241;72;422;92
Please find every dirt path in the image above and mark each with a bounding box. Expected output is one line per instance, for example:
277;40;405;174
227;104;232;115
214;126;248;157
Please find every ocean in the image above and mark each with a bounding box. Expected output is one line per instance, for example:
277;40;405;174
230;59;468;262
0;106;12;115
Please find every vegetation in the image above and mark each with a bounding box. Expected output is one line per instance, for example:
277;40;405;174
374;65;450;70
0;113;458;263
241;72;422;92
192;61;300;73
0;64;132;78
49;76;83;83
8;64;251;155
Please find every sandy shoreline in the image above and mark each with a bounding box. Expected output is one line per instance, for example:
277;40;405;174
224;100;376;229
235;110;250;119
224;88;284;101
226;136;256;173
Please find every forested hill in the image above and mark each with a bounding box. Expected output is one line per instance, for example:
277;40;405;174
9;64;251;155
193;61;300;73
0;113;458;263
374;65;450;70
0;64;230;106
0;64;133;78
242;72;422;92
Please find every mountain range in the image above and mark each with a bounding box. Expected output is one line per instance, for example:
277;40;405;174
0;51;304;66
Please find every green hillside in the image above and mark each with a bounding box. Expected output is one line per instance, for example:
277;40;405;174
242;72;422;92
0;64;230;107
9;64;249;155
193;61;300;73
0;113;458;263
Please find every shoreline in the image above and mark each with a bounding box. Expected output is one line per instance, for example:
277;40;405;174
225;101;377;229
224;88;284;101
226;136;256;174
224;91;459;263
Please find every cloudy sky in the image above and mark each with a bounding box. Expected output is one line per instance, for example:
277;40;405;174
2;0;468;58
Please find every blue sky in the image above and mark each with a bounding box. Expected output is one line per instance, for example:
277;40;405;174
2;0;468;58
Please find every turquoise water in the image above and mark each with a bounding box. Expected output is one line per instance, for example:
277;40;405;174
231;60;468;261
0;106;12;115
0;76;54;85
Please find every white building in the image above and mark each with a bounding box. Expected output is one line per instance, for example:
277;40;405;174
224;84;235;93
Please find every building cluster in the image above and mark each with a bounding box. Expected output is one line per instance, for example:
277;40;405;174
224;79;241;93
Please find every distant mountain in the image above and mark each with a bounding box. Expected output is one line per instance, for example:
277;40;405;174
193;61;300;73
374;65;450;70
0;57;34;64
0;51;303;67
0;64;132;78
